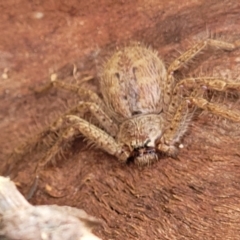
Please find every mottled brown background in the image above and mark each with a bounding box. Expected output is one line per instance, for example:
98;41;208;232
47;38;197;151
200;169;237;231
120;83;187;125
1;0;240;239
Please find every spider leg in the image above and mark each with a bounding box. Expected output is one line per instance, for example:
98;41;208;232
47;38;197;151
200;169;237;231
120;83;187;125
35;77;107;110
168;39;239;74
157;100;194;156
8;78;111;166
49;101;118;136
27;114;128;199
5;101;118;177
164;39;240;106
186;97;240;122
177;76;240;122
159;76;240;155
36;115;129;175
177;77;240;91
27;112;125;199
22;100;122;199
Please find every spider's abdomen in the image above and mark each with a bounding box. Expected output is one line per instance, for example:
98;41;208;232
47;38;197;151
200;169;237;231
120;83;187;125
100;44;167;121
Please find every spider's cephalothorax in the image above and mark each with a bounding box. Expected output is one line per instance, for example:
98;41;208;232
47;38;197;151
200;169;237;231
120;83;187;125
8;39;240;175
116;114;165;165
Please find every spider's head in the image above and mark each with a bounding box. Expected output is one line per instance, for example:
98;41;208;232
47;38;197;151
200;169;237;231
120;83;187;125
130;140;158;165
117;114;163;166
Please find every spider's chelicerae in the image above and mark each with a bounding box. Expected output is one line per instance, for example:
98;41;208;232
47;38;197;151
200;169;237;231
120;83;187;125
11;39;240;178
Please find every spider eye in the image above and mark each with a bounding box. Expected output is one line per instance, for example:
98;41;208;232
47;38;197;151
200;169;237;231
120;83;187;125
115;72;120;79
132;111;142;115
132;66;137;74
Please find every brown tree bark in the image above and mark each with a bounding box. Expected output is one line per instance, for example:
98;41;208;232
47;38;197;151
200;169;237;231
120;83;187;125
1;0;240;239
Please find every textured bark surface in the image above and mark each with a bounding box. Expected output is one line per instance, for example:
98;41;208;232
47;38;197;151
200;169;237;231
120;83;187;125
1;0;240;239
